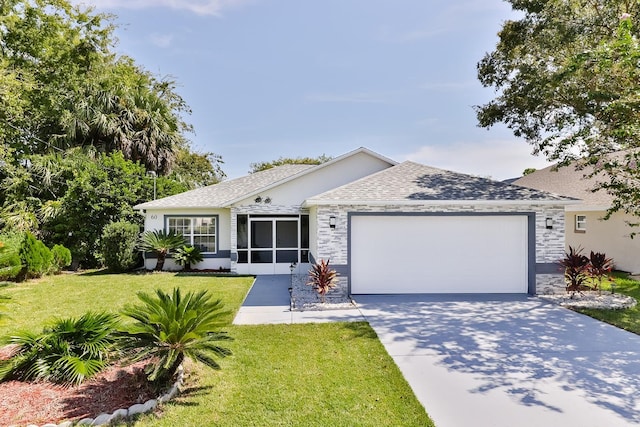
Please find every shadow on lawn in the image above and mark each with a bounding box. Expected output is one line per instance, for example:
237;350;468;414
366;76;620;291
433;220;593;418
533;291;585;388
357;294;640;422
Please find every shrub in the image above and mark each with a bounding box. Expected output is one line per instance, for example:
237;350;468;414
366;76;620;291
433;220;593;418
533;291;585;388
307;259;339;303
18;232;53;280
100;221;141;272
0;312;119;386
50;244;72;274
587;251;614;294
119;288;232;385
174;245;204;270
0;236;22;281
559;246;590;297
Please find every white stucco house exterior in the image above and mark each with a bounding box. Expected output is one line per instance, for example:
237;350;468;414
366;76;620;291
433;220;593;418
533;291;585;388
134;147;577;295
514;161;640;274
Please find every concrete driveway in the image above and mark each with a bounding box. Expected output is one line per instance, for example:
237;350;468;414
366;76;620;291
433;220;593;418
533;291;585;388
356;294;640;427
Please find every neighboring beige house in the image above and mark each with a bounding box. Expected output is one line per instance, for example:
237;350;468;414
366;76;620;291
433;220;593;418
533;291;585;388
513;163;640;273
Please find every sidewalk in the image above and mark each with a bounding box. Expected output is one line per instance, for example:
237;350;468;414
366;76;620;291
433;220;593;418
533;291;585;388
232;275;366;325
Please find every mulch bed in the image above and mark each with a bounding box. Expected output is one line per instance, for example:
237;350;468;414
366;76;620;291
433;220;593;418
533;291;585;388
0;346;155;426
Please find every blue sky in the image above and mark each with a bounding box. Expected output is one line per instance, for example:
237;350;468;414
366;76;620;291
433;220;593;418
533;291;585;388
75;0;551;180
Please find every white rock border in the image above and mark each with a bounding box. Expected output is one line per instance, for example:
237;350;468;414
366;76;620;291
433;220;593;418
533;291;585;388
18;365;185;427
538;292;637;310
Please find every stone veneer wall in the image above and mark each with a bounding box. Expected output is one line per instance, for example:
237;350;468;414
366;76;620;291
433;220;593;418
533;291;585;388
314;203;566;293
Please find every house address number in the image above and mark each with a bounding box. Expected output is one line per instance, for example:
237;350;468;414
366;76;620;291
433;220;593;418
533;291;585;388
150;214;158;219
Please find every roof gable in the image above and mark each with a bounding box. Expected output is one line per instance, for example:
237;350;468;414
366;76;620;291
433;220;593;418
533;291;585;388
306;161;577;205
134;147;397;210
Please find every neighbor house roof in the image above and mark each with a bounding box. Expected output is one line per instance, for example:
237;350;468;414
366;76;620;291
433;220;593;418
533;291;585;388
135;164;314;209
512;162;613;209
305;161;578;206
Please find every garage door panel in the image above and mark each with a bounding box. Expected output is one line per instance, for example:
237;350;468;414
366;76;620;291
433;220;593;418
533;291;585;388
350;215;528;294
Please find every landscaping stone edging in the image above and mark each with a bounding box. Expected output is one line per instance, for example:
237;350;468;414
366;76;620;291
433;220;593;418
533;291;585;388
21;365;185;427
538;293;637;310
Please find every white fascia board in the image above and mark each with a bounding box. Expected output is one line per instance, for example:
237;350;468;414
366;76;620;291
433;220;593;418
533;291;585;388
303;199;581;207
565;204;611;212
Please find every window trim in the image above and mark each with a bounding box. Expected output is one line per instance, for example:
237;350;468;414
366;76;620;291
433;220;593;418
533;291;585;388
575;215;587;233
165;215;219;254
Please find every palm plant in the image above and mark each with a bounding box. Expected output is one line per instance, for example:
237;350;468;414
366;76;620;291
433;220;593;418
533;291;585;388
118;288;233;385
174;245;204;270
138;229;185;271
307;259;339;303
0;312;119;386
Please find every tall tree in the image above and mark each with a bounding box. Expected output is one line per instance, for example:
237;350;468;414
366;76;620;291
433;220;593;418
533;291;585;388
476;1;640;215
0;0;195;173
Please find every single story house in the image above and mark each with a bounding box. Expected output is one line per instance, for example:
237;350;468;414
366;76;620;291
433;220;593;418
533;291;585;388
135;147;577;295
513;162;640;273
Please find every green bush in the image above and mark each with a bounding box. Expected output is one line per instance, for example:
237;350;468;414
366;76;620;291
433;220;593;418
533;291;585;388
99;221;141;272
50;244;72;274
18;232;53;280
0;235;23;281
0;312;119;385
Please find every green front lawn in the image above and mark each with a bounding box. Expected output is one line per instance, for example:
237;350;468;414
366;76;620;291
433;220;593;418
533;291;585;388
0;272;432;427
574;273;640;334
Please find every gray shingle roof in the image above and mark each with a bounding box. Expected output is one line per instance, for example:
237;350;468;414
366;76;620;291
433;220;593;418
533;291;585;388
512;162;613;207
306;161;577;205
135;164;314;209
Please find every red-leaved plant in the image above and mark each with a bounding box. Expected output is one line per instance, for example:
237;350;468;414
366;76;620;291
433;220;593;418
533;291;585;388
307;259;339;303
588;251;614;295
559;246;590;298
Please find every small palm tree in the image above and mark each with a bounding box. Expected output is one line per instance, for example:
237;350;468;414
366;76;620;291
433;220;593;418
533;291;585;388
118;288;233;385
138;230;185;271
174;245;204;270
0;312;119;386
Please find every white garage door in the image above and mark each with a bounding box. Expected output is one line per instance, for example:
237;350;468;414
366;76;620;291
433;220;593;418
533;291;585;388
350;215;529;294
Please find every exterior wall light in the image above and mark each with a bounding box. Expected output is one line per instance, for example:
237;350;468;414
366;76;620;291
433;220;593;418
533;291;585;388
329;216;336;229
264;197;272;204
545;217;553;229
254;196;262;203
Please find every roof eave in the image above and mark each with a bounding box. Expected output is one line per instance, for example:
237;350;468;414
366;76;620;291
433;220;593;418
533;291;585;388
303;199;581;207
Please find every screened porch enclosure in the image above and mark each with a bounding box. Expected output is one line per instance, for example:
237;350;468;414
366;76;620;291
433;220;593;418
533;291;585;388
236;214;309;274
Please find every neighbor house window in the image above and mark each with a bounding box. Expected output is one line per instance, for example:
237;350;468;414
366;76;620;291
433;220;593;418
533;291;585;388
575;215;587;232
167;217;217;253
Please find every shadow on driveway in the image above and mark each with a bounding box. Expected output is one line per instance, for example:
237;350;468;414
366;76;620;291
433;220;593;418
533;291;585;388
356;294;640;427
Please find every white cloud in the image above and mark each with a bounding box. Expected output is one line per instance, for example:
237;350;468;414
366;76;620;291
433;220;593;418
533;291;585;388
399;140;553;181
72;0;252;16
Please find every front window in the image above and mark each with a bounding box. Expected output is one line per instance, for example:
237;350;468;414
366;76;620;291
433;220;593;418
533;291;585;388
168;217;217;253
575;215;586;232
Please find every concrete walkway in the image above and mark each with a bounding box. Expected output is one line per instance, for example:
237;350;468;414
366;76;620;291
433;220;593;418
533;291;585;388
356;294;640;427
232;275;366;324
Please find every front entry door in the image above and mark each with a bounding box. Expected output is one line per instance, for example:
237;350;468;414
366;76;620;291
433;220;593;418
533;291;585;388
248;218;299;274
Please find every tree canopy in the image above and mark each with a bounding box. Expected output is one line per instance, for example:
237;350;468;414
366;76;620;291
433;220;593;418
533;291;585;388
476;1;640;216
0;0;225;266
249;154;332;173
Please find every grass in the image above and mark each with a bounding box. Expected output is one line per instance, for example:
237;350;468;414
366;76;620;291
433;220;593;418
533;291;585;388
0;271;253;335
573;272;640;334
0;272;432;427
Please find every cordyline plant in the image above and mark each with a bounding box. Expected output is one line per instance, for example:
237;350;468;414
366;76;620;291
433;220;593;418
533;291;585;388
588;251;614;295
559;246;590;298
307;259;339;303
